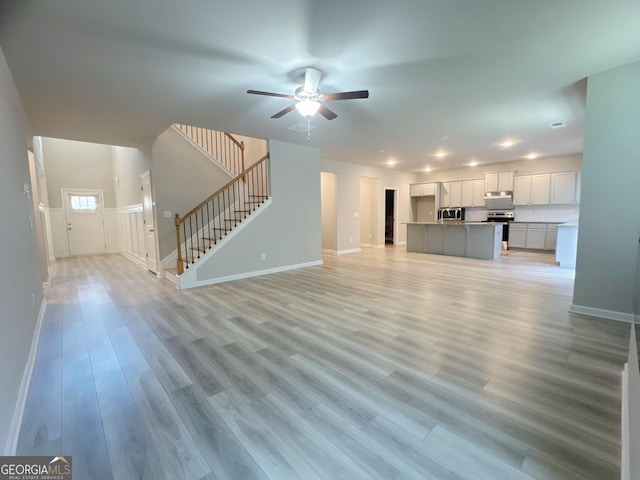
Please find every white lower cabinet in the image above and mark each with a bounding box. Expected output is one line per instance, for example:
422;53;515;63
508;224;526;248
545;225;558;251
526;224;547;249
509;223;557;250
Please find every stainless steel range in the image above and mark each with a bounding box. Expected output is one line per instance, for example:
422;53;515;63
484;210;514;249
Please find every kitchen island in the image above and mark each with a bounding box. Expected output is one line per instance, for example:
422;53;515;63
406;222;503;260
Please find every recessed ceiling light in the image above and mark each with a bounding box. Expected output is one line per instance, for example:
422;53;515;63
379;149;385;153
423;167;432;172
385;158;397;166
525;153;537;159
499;140;514;148
434;151;447;158
439;135;449;140
468;160;478;167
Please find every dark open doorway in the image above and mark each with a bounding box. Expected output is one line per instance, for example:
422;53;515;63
385;189;396;245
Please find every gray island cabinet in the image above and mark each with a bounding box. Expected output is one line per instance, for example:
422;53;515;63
405;222;503;260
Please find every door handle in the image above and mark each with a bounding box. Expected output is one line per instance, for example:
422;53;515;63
68;227;72;231
149;229;154;232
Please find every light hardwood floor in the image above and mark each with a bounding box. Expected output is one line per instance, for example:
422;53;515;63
17;247;629;479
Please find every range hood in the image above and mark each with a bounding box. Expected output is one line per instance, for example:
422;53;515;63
484;191;513;210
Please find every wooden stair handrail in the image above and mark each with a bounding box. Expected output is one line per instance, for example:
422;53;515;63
224;132;245;150
175;153;269;225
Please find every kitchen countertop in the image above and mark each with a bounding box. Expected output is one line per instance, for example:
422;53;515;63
404;221;500;226
511;221;564;224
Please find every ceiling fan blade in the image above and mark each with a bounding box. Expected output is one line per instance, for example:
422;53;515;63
323;90;369;101
304;67;321;94
270;104;297;118
318;105;338;120
247;89;295;99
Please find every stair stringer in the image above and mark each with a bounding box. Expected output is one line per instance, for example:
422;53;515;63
177;198;274;289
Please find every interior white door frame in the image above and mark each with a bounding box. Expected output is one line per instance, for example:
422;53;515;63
140;171;159;274
61;188;107;256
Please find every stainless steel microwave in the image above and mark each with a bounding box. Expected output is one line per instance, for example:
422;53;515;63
437;207;465;221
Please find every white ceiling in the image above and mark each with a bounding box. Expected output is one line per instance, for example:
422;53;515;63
1;0;640;172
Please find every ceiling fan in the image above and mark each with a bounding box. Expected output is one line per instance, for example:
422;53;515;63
247;67;369;121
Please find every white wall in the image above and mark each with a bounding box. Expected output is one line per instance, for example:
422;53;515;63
112;144;152;208
230;132;268;169
184;140;322;286
0;45;42;454
321;159;418;252
572;60;640;321
360;176;378;246
321;172;338;252
41;137;116;208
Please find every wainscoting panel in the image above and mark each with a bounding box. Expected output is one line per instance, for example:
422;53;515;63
117;204;145;266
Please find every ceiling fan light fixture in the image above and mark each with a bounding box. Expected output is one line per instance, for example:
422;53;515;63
296;99;320;117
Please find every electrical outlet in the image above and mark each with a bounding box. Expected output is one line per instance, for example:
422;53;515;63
163;210;172;218
350;238;353;243
261;253;266;260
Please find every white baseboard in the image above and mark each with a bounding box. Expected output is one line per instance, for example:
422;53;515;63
360;243;384;249
569;304;636;323
4;299;47;455
337;248;361;255
621;363;630;480
322;249;337;255
182;260;323;289
119;249;147;269
396;241;407;246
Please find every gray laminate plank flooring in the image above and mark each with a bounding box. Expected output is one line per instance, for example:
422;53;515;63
17;248;629;479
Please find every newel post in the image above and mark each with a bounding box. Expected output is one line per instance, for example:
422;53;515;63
174;214;184;275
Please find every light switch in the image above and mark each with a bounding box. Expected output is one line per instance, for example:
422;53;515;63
163;210;172;218
354;212;359;218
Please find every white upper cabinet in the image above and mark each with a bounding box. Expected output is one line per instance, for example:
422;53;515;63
410;184;423;197
514;171;580;206
513;176;531;205
498;171;514;191
485;171;514;191
461;180;474;207
514;174;551;205
449;181;462;207
472;179;485;206
410;182;439;197
440;182;451;207
531;174;551;205
485;173;498;191
550;171;577;204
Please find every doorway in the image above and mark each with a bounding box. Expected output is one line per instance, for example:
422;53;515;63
61;188;106;256
385;188;397;245
141;171;159;274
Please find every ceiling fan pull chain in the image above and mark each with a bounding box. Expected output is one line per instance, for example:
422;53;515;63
307;116;311;142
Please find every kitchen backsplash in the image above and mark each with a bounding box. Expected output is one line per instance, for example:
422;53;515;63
463;205;579;223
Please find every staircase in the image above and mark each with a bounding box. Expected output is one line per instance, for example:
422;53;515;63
170;125;270;279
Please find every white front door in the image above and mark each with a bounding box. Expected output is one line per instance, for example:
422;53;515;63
62;189;106;256
141;171;159;274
